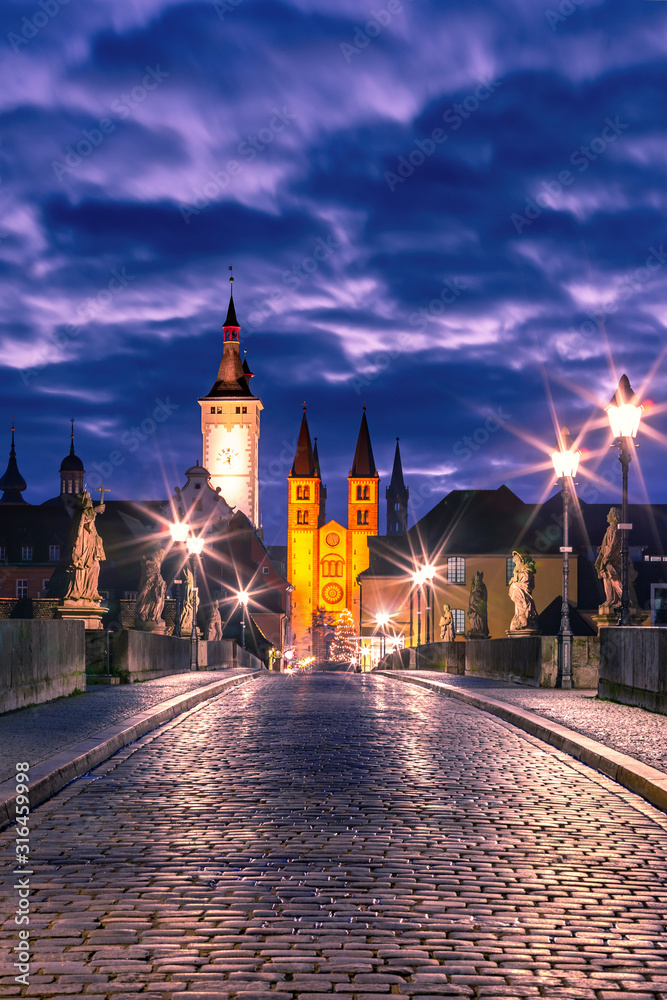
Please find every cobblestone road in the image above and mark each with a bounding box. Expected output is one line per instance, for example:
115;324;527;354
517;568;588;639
3;673;667;999
0;670;257;784
407;673;667;774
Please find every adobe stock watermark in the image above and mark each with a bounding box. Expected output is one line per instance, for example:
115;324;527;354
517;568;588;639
52;66;169;182
86;397;180;491
7;0;70;53
554;245;666;361
20;265;135;384
545;0;586;31
409;277;467;331
213;0;243;21
13;761;31;988
385;79;502;192
179;107;297;224
511;116;629;234
242;233;341;336
340;0;415;63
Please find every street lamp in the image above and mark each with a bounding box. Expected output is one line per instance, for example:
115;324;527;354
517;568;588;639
551;425;581;689
376;612;390;660
605;374;643;627
237;589;249;650
186;535;204;670
169;521;190;639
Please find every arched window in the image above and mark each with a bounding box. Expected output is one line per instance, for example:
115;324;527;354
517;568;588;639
356;485;363;500
356;510;369;526
303;486;310;500
296;485;303;500
363;485;370;500
322;558;343;578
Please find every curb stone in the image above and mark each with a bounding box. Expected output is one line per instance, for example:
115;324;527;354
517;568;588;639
0;670;263;830
378;670;667;814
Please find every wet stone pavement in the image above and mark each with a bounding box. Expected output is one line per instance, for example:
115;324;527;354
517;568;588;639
3;672;667;999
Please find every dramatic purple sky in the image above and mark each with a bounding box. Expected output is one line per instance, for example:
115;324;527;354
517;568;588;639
2;0;667;542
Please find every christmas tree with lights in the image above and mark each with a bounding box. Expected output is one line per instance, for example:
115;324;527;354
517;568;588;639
331;607;356;661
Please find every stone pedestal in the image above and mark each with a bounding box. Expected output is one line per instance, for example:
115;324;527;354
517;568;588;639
57;599;107;630
134;619;166;634
466;631;490;640
506;627;541;638
593;605;647;628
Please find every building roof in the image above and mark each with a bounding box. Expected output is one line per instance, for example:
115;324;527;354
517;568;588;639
0;425;28;504
350;409;377;478
201;282;258;400
291;408;317;477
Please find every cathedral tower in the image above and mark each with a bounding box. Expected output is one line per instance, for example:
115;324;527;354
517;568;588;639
347;408;379;623
385;437;409;534
287;407;321;654
198;274;263;527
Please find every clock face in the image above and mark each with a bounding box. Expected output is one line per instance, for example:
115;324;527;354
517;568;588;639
325;532;340;547
322;582;344;605
217;446;239;469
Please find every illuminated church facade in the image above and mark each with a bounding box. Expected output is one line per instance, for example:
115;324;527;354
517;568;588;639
286;408;408;657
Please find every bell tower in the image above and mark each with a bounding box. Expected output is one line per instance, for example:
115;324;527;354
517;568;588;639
198;271;263;527
287;407;321;655
347;408;379;620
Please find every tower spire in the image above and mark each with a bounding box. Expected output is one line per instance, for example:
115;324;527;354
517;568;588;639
350;407;377;477
0;419;28;504
60;419;85;496
386;436;409;534
292;406;317;477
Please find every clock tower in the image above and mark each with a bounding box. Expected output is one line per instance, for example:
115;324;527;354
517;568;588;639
198;275;263;527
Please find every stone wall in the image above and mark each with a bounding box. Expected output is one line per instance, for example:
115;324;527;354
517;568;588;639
599;627;667;712
113;630;192;682
377;636;599;688
0;620;85;713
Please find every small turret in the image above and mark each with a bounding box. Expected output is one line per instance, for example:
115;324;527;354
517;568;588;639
0;421;28;504
59;419;85;496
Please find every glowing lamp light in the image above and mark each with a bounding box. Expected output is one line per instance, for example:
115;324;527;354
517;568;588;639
186;536;205;555
551;425;581;479
376;612;390;627
606;374;642;439
421;564;436;582
237;590;249;606
170;521;189;543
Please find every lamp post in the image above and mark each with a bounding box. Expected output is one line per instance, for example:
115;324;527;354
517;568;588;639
186;535;204;669
605;374;643;627
422;564;436;643
169;521;189;640
376;612;390;661
551;426;581;690
237;589;249;650
412;563;436;668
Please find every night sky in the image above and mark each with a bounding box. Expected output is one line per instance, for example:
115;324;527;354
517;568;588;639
2;0;667;543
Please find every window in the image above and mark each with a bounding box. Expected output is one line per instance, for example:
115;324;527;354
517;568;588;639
99;591;110;603
452;609;466;634
297;510;309;525
21;546;33;561
446;557;465;584
322;558;343;578
506;556;515;585
262;566;270;575
242;406;247;414
123;591;138;601
355;485;370;500
217;407;223;414
16;580;28;599
0;546;5;561
303;486;309;500
49;544;60;561
236;406;241;414
210;406;215;414
42;579;50;592
356;510;368;525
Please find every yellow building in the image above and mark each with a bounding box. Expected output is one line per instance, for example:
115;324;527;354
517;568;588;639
287;408;380;657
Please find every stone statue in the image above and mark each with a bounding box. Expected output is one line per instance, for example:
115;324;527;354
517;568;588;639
439;603;456;642
180;566;198;636
508;550;539;632
135;544;167;627
595;506;638;611
63;489;106;603
205;603;223;641
467;570;489;637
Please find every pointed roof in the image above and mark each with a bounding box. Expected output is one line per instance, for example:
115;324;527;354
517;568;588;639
388;437;405;491
224;287;239;328
0;422;28;503
350;408;377;478
292;407;317;477
60;418;84;472
313;437;322;478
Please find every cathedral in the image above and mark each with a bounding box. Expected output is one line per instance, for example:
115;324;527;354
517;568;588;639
286;407;409;657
